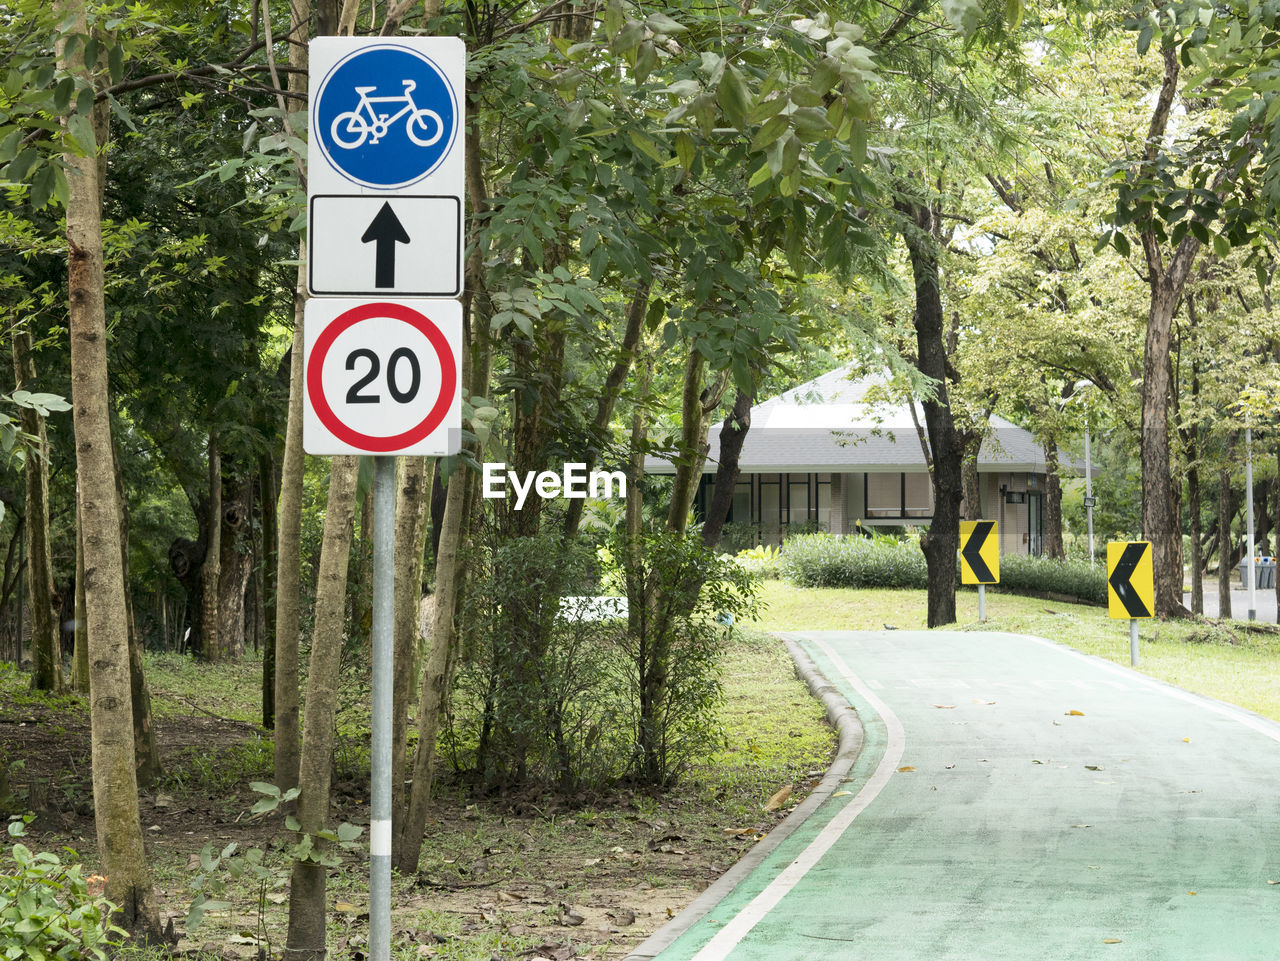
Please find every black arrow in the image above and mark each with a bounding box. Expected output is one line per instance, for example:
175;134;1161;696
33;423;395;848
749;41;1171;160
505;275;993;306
361;202;411;288
961;521;996;583
1109;542;1152;618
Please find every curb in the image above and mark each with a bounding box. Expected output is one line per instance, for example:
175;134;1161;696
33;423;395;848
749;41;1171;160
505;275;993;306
621;634;862;961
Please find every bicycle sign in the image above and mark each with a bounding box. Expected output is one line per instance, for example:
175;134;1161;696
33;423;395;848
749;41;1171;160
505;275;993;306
311;38;463;191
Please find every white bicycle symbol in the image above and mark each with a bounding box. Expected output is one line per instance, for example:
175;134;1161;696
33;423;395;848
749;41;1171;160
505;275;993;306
330;79;444;149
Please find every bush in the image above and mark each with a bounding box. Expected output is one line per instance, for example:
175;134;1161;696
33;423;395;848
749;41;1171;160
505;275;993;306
780;532;928;589
733;544;781;579
996;553;1107;605
1;819;122;960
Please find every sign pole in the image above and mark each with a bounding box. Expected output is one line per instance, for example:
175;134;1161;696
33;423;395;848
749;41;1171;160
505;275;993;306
1129;618;1138;667
978;584;986;623
370;455;396;961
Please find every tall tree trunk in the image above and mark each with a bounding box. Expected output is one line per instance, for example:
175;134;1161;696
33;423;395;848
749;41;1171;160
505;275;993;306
260;455;278;728
1217;468;1234;619
58;0;162;935
1188;460;1203;615
899;197;962;627
961;449;981;522
202;438;223;658
1043;442;1064;559
215;473;253;658
284;457;359;960
391;457;431;856
72;500;89;693
273;0;314;794
13;330;62;693
701;388;753;549
113;437;160;785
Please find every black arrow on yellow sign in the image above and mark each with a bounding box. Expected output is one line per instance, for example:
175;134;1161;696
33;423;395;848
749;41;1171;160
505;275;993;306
960;520;998;584
1108;541;1153;618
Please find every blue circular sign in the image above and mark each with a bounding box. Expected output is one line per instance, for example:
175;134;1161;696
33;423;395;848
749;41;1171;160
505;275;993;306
314;44;458;189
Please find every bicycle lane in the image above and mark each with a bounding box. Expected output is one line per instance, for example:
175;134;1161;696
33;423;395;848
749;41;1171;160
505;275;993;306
629;630;1280;961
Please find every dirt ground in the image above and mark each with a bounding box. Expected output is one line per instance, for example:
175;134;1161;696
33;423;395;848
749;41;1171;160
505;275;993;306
2;680;827;961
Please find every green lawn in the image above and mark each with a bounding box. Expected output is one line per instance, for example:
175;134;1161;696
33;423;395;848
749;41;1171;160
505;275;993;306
750;580;1280;723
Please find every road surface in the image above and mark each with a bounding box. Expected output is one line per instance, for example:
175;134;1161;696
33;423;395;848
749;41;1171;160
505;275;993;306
628;630;1280;961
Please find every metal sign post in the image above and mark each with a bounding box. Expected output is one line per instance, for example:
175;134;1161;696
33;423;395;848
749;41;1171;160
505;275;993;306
369;457;395;961
960;520;999;623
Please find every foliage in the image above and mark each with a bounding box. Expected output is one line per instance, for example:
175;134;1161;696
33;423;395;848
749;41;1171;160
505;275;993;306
780;531;929;589
994;553;1108;606
0;818;123;961
621;527;759;786
733;544;781;580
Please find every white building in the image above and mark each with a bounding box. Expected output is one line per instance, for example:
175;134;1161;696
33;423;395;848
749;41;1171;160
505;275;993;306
645;367;1060;555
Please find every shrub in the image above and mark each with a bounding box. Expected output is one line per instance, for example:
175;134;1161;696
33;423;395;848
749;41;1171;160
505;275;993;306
1;819;122;960
780;532;928;589
996;553;1107;605
734;544;781;579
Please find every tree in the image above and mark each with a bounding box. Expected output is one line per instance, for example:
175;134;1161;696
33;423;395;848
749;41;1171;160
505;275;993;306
54;0;163;940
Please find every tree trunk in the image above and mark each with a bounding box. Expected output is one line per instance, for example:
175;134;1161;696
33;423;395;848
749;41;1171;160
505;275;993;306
202;438;222;658
260;455;278;728
900;198;961;627
1217;468;1233;619
273;0;314;795
393;462;464;874
112;437;161;785
961;450;981;522
1043;441;1064;559
72;501;89;693
13;330;62;693
1188;460;1202;615
58;0;163;935
391;456;430;857
215;473;253;658
665;351;727;534
701;388;753;550
284;456;359;960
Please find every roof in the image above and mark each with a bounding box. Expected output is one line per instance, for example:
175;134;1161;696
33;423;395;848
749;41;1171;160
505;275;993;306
645;366;1056;475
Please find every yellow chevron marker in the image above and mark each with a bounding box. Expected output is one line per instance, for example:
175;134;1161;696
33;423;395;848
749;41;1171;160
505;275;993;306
960;520;999;585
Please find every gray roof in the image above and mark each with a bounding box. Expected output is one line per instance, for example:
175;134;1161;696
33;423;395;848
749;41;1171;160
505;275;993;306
645;366;1054;475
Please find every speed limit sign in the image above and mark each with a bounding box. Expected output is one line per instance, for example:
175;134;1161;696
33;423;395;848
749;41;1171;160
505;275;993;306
303;298;461;455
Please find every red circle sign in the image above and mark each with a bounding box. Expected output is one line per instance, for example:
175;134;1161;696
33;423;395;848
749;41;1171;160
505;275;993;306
307;301;457;452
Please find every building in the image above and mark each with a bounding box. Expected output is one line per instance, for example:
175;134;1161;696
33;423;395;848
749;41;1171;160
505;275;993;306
645;366;1061;555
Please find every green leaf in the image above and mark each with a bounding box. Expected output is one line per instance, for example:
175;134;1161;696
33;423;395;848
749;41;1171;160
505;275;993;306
66;112;97;154
662;322;679;349
675;131;695;171
108;42;124;84
1137;23;1154;56
1005;0;1024;31
645;12;687;34
1112;231;1131;257
8;147;38;183
748;160;772;189
939;0;983;37
634;41;658;84
614;19;644;55
719;66;750;130
0;131;20;164
1212;233;1230;257
749;114;789;154
30;165;54;209
336;822;363;842
54;77;75;113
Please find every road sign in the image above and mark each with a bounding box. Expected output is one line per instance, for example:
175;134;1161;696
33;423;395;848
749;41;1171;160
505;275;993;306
309;197;462;296
960;520;999;585
308;37;464;297
303;298;461;456
1107;541;1154;619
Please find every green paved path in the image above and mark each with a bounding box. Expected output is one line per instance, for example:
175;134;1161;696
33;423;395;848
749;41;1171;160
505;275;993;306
639;631;1280;961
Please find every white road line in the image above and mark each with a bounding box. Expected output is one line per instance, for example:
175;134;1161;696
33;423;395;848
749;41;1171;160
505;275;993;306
688;636;904;961
1021;634;1280;744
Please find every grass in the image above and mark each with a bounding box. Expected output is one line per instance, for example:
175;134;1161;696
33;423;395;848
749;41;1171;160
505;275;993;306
751;580;1280;722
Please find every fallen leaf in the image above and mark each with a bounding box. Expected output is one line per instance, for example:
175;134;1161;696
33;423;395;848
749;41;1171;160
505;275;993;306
1183;737;1191;743
1187;891;1196;896
897;766;915;772
832;790;852;797
335;902;359;914
945;763;956;769
763;785;792;812
933;704;956;709
608;908;636;926
1103;938;1122;944
973;698;996;705
1072;824;1092;829
1085;765;1103;771
1066;710;1085;716
583;858;601;866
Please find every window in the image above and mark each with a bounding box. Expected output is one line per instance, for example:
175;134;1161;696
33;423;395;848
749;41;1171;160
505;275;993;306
787;476;810;524
864;472;934;519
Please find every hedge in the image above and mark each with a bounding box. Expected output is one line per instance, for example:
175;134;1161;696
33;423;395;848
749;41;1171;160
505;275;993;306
778;532;1108;604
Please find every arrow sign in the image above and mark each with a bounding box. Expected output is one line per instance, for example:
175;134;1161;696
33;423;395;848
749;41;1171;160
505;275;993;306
960;520;999;585
1107;541;1154;619
362;202;411;289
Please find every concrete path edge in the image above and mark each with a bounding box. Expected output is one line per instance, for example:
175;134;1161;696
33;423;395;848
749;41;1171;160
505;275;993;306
620;635;864;961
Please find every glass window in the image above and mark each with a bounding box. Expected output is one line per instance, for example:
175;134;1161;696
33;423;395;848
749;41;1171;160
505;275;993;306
866;473;900;517
904;473;934;517
787;477;810;524
731;482;751;524
760;479;781;526
816;478;832;529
